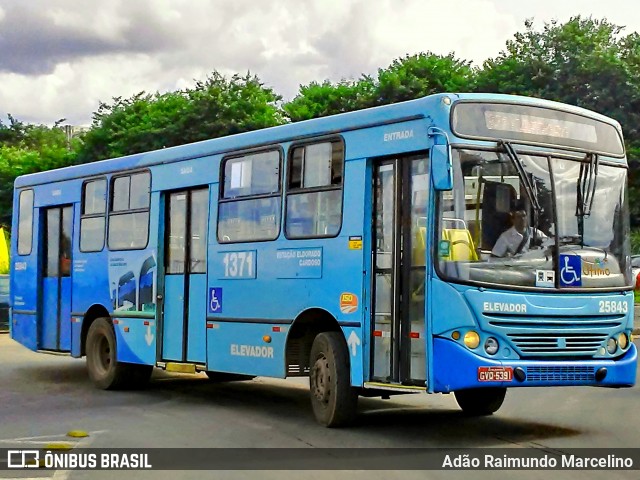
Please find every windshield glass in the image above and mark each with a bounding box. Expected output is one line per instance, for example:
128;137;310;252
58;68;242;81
437;148;630;290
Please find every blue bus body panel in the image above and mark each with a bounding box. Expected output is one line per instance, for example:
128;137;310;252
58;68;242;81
59;277;72;351
207;322;287;377
433;338;637;391
71;248;115;357
40;278;59;350
429;279;636;391
186;274;207;363
12;313;37;351
113;321;153;365
162;275;185;361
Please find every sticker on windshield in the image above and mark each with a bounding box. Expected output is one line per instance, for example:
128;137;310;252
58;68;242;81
439;240;451;258
559;254;582;287
535;270;555;288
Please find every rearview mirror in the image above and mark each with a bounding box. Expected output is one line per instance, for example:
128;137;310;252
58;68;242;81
431;144;453;191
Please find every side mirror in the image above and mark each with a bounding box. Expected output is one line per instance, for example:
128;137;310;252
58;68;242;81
431;144;453;191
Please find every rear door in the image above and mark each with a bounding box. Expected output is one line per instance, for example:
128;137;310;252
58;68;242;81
161;188;209;363
40;205;73;351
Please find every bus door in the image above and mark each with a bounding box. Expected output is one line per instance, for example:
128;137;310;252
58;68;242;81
371;155;428;385
40;205;73;351
161;188;209;364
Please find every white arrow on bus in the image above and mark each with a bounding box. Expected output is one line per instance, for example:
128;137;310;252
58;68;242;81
347;331;360;357
145;324;154;346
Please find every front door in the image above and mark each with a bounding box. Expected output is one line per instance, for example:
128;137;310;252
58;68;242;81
40;206;73;351
371;155;428;385
161;188;209;363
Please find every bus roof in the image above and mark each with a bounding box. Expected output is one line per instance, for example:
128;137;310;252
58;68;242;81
14;93;625;189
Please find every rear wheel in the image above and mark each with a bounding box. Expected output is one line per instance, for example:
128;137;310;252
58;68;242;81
86;318;152;389
309;332;358;427
454;387;506;415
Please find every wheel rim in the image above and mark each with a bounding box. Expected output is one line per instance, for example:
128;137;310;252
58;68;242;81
310;353;331;405
93;334;111;376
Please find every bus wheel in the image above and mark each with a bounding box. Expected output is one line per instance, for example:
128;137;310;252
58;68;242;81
86;318;151;389
454;387;506;416
309;332;358;427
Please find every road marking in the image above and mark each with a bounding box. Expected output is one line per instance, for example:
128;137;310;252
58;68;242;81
0;430;105;480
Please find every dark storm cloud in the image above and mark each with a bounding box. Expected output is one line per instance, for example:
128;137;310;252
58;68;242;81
0;3;180;75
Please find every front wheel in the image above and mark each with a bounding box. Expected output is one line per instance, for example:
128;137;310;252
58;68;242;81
309;332;358;427
454;387;506;416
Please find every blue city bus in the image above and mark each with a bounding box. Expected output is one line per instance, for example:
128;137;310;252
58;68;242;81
9;93;637;426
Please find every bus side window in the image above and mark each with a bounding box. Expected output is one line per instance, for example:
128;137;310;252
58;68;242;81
17;189;34;256
285;140;344;239
108;172;151;250
218;149;281;243
80;178;107;252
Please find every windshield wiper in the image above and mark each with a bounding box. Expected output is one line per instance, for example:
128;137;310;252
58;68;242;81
574;152;599;246
499;140;542;214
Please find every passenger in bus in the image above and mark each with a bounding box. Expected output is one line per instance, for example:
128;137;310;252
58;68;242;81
491;209;547;257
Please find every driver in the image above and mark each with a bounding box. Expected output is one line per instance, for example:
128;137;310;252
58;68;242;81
492;209;547;257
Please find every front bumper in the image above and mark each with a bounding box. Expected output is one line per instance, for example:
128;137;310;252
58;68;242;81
432;337;637;392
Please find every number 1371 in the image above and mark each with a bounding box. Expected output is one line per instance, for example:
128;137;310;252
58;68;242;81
222;251;254;278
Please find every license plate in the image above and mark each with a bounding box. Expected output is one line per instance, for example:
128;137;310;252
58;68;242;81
478;366;513;382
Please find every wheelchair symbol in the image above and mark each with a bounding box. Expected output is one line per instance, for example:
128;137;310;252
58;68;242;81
209;287;222;313
560;255;581;286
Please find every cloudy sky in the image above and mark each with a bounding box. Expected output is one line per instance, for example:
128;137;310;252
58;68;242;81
1;0;639;126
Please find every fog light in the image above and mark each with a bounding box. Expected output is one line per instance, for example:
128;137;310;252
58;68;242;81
606;337;617;354
463;331;480;349
484;337;499;355
618;333;628;350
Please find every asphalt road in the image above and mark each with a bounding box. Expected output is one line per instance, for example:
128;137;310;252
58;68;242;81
0;333;638;480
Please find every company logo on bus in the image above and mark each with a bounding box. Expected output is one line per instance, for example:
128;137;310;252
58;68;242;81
582;258;610;277
340;293;359;314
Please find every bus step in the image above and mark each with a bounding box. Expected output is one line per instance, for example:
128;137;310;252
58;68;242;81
161;362;200;374
363;382;426;393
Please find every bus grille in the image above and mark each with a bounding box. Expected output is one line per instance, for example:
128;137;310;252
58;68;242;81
506;333;608;357
526;366;595;382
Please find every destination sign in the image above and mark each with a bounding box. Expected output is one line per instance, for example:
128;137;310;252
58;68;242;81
484;110;597;143
451;102;624;156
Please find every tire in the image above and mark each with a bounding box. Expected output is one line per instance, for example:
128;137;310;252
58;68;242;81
205;371;255;382
309;332;358;427
454;387;506;416
85;318;152;390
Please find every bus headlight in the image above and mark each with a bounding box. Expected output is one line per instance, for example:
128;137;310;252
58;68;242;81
484;337;499;355
618;333;629;350
606;337;617;354
464;331;480;349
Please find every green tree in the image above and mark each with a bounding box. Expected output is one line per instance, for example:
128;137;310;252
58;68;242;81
77;72;286;163
282;78;375;122
374;53;474;104
0;121;78;226
284;53;474;121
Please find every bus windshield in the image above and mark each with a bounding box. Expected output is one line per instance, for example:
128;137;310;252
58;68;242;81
437;148;630;290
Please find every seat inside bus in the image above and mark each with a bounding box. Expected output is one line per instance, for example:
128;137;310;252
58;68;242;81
440;220;478;262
